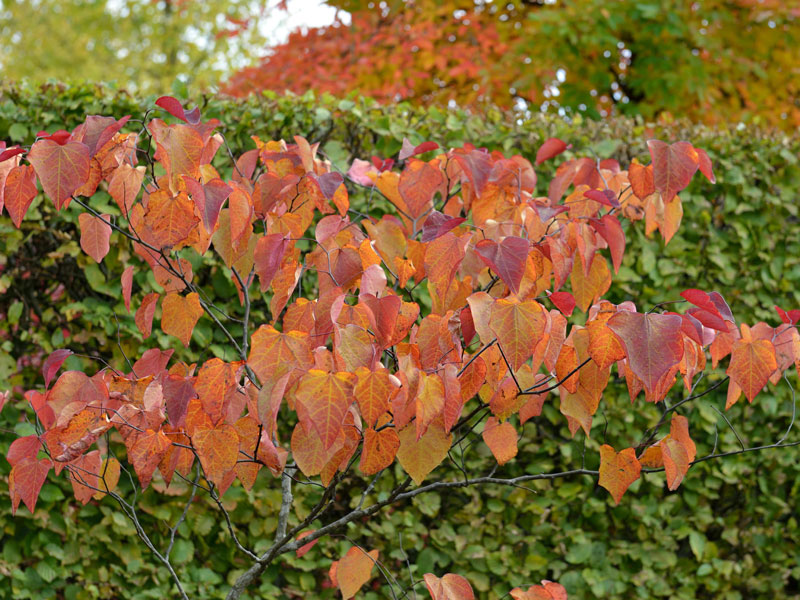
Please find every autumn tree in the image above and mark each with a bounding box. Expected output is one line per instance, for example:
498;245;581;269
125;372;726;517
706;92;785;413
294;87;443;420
0;0;270;93
225;0;800;128
2;98;799;599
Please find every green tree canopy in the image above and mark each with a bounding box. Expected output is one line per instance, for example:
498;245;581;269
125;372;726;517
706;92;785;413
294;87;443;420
0;0;269;93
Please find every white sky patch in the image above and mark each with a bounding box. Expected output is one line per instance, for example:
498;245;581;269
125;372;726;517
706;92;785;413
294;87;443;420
261;0;346;45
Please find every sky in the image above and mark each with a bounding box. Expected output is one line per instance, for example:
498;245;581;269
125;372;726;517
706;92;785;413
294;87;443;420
261;0;345;44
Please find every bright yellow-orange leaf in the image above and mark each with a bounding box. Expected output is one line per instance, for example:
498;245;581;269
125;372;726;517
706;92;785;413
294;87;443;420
726;333;777;403
489;298;547;371
335;546;379;600
192;424;239;488
598;444;641;504
359;427;400;475
482;417;518;466
161;292;203;347
396;422;452;485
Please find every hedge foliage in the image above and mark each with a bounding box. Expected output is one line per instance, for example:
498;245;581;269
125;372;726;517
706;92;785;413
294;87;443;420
1;83;799;599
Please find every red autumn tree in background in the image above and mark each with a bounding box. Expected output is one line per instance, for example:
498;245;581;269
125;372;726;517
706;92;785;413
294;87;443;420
1;97;799;599
225;0;800;128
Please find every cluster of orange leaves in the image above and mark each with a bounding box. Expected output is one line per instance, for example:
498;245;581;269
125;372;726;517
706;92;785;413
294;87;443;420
3;97;799;598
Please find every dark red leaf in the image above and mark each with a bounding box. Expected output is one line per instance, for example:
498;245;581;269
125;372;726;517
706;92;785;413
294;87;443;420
316;172;344;200
584;188;619;208
591;214;626;273
475;237;529;295
42;349;73;389
421;210;466;242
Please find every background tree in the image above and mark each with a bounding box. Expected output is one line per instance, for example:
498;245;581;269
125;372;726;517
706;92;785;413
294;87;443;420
225;0;800;128
0;0;270;93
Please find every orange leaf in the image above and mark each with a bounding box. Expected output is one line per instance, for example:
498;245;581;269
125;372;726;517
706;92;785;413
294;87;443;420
135;293;159;338
291;422;343;477
150;120;204;185
586;316;625;369
354;367;395;427
336;546;379;600
415;372;446;439
78;213;112;263
161;292;203;347
248;325;313;385
398;159;444;220
569;255;611;313
510;581;568;600
598;444;641;504
93;457;121;499
3;164;38;227
423;573;475;600
396;422;451;485
726;328;777;402
489;298;547;372
129;429;172;489
28;137;90;208
482;417;518;466
360;426;400;475
193;424;239;488
68;449;102;504
295;370;355;449
108;163;145;215
662;437;689;491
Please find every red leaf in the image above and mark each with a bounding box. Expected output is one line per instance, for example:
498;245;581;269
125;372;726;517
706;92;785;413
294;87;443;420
121;266;134;313
254;233;289;292
475;237;529;295
7;435;42;467
584;188;619;208
400;138;439;161
598;445;641;504
0;146;26;162
647;140;699;203
42;349;73;389
295;530;319;558
9;457;52;514
336;546;379;599
694;147;716;183
453;148;492;196
421;210;466;242
607;311;684;394
591;214;626;273
775;305;800;325
315;171;344;200
135;293;159;338
535;138;570;165
548;291;575;317
183;177;232;233
74;115;131;156
155;96;201;124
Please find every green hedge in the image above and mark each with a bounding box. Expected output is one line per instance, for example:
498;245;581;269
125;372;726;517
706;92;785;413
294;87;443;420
1;83;799;599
